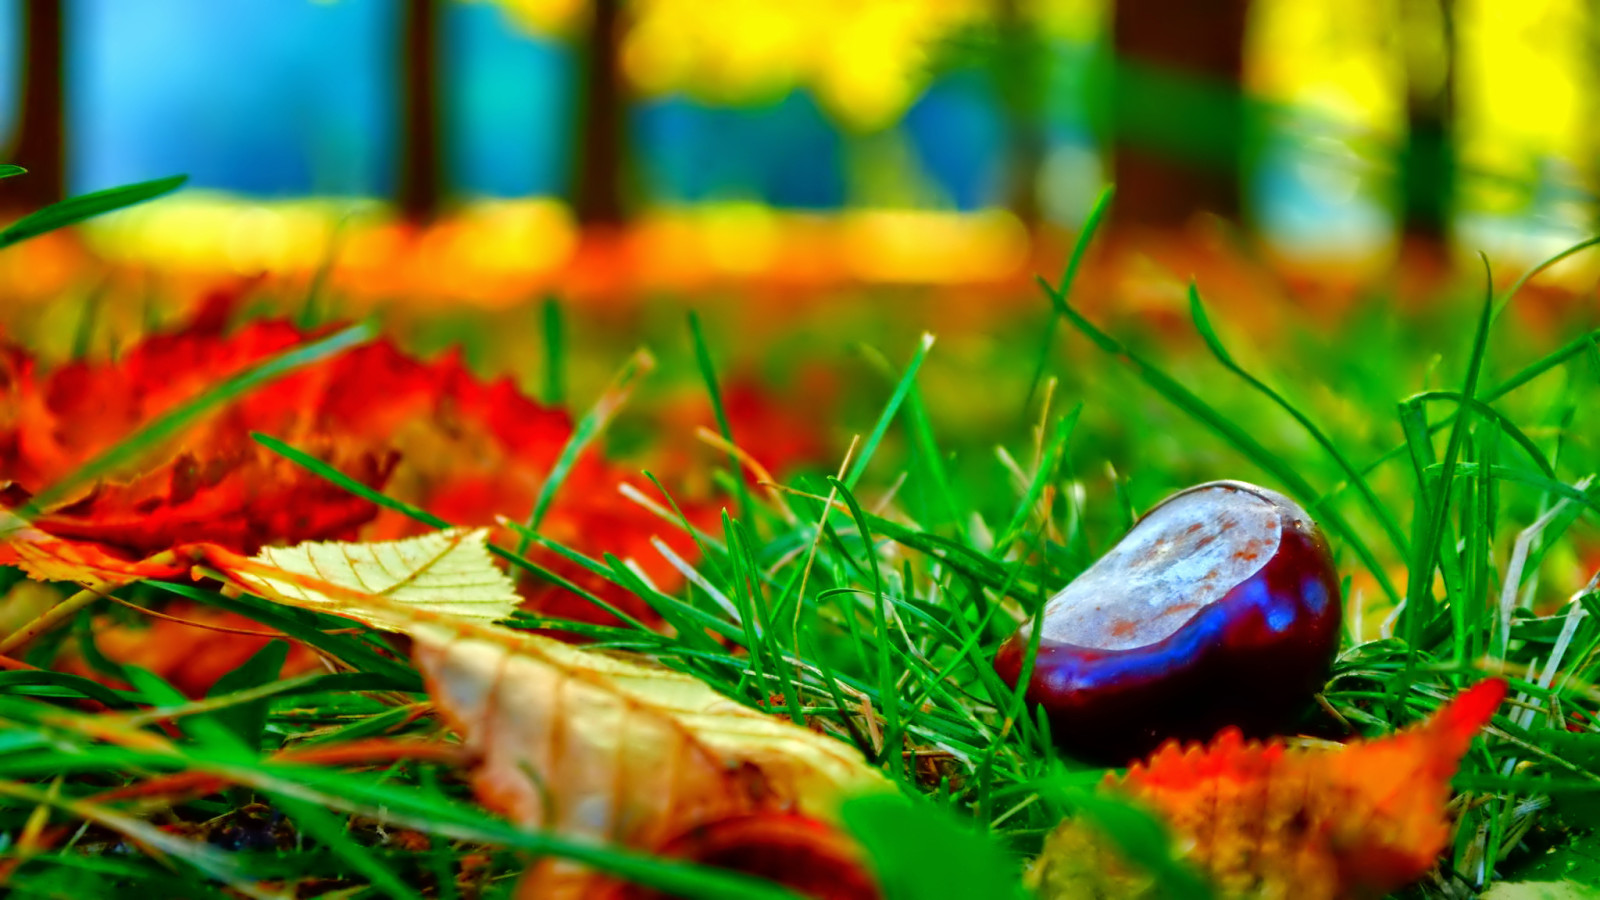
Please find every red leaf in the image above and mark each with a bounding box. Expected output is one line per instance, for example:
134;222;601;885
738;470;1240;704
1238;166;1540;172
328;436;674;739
1;297;708;633
1;290;396;567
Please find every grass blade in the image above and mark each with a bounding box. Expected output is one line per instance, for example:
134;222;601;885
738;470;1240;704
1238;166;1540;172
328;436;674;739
272;794;424;900
1408;390;1556;479
24;321;374;512
827;476;901;777
845;333;935;490
253;431;449;529
1189;283;1409;563
541;295;566;405
517;348;654;552
1025;184;1114;411
993;405;1079;555
688;310;754;525
0;174;187;250
1037;275;1400;605
1399;260;1497;694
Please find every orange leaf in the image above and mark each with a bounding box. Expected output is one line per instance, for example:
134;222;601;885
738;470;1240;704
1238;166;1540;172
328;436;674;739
1031;679;1508;900
0;515;190;583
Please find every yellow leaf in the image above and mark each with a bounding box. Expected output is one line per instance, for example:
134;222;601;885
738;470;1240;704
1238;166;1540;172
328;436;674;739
217;527;520;631
409;622;892;895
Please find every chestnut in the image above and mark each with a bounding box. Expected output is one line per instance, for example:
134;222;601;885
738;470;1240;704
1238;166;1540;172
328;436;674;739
995;480;1341;764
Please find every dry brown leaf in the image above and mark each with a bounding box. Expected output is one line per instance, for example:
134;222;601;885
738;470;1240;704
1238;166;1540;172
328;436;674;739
409;622;892;896
192;535;889;896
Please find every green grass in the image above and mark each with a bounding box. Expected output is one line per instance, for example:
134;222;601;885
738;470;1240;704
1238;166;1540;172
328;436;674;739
3;187;1600;896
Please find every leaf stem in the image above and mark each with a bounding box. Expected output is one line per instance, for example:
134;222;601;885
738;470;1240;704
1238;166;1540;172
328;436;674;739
0;586;107;655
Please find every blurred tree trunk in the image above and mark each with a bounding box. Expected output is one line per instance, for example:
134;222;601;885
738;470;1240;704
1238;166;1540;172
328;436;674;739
1110;0;1251;231
1399;0;1455;247
397;0;442;222
995;0;1044;227
572;0;628;227
7;0;66;209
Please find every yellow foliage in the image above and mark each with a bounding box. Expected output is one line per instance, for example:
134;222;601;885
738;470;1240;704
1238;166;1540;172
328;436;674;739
223;527;522;631
1457;0;1591;211
1248;0;1404;133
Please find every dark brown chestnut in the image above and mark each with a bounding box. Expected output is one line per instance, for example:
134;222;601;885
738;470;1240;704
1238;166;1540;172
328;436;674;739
995;480;1341;764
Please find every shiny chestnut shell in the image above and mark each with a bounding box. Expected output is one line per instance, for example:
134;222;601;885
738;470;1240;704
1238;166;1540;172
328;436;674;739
995;480;1341;764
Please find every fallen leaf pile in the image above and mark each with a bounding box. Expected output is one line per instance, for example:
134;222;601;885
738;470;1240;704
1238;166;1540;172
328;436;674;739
0;292;703;629
1;293;1522;898
1029;678;1508;900
0;293;393;579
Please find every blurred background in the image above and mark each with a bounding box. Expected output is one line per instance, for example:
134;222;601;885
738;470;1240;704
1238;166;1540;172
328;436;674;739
0;0;1596;304
1;0;1597;631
